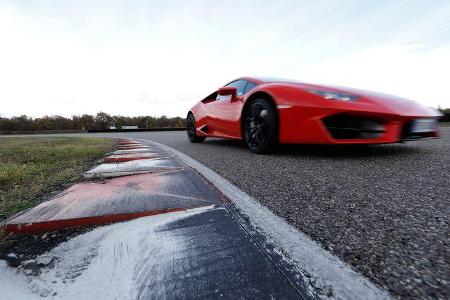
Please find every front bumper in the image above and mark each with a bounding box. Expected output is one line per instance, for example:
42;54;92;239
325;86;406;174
278;106;439;144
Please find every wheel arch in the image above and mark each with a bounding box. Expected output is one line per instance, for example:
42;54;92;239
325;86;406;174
240;91;279;140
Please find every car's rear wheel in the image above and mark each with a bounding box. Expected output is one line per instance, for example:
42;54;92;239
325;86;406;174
187;114;206;143
243;98;278;154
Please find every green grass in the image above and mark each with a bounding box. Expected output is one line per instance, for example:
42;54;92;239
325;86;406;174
0;137;115;222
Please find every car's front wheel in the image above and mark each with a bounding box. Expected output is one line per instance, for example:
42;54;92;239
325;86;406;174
243;98;278;154
187;114;206;143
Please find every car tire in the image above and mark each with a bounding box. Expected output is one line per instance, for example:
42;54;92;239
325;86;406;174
187;114;206;143
243;98;278;154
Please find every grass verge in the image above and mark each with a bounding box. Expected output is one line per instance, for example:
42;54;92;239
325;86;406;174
0;137;115;223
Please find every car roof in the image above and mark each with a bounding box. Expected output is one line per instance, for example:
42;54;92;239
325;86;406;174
239;76;301;84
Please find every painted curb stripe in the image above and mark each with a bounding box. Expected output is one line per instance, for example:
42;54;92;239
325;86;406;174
104;156;156;163
118;142;142;145
117;144;146;147
84;168;183;179
116;145;145;147
116;146;149;150
3;206;208;234
112;149;153;155
117;139;139;142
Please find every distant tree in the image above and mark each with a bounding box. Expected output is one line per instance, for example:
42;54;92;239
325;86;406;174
11;115;34;131
173;117;185;127
156;115;168;127
95;112;113;123
137;117;148;128
52;115;73;130
0;117;13;131
35;116;54;130
95;112;114;130
140;116;156;128
439;108;450;122
79;114;95;130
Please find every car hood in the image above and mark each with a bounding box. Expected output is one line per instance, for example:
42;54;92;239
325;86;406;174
293;82;442;117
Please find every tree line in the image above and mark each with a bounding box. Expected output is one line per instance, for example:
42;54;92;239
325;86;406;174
0;112;186;132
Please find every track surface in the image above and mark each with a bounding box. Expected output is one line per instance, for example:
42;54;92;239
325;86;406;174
4;129;449;298
80;128;449;299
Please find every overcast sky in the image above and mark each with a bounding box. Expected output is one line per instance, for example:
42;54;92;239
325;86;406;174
1;0;450;118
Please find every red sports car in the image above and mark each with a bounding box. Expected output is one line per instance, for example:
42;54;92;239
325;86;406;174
187;77;441;153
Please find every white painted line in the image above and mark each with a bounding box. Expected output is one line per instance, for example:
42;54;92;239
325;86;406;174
143;139;391;300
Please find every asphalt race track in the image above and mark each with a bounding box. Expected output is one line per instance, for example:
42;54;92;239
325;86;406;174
74;127;448;299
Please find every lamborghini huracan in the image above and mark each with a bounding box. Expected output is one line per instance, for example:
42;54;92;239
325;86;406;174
187;77;441;153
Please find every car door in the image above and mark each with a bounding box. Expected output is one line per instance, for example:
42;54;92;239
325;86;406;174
206;80;247;137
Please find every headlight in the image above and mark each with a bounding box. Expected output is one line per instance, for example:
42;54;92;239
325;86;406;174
307;90;359;101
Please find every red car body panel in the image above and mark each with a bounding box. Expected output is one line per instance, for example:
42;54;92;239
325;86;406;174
189;77;441;144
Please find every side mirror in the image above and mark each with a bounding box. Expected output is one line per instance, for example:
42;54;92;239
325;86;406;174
218;86;237;99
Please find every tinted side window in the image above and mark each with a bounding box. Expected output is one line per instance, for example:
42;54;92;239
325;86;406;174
244;82;257;94
226;80;247;96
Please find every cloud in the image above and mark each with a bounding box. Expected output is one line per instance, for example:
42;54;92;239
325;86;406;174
0;1;449;118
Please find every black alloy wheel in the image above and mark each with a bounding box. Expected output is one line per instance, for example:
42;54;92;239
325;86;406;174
244;98;278;153
187;114;206;143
